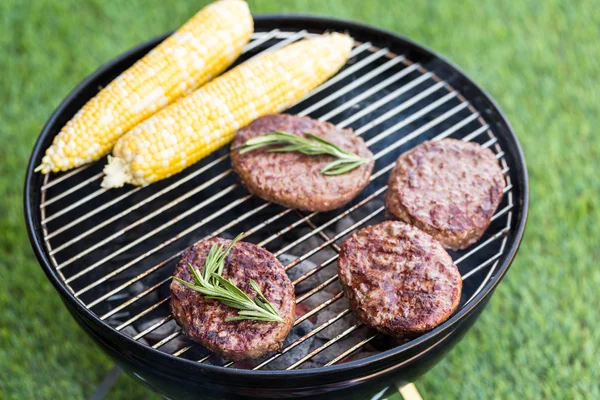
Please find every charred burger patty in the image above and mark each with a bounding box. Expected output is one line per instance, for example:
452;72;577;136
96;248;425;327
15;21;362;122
385;139;506;250
338;221;462;338
230;114;374;212
170;238;295;361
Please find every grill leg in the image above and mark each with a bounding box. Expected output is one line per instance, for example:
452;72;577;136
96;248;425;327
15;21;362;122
88;366;123;400
397;383;423;400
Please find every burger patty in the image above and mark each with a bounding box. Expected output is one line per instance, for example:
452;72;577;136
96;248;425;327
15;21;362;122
230;114;374;212
338;221;462;338
385;139;506;250
170;238;295;361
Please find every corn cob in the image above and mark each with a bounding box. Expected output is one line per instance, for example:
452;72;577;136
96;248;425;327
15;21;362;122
37;0;253;174
102;33;354;188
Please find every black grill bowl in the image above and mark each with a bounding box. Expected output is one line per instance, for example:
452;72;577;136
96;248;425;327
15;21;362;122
24;15;528;399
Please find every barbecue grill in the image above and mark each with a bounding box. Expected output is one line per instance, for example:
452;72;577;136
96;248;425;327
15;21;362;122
24;15;528;399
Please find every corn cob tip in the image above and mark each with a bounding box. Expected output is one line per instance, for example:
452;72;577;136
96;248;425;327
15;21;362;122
36;156;53;174
327;32;354;49
101;156;132;189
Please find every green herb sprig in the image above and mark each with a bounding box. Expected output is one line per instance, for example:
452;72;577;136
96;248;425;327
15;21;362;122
238;131;370;175
172;233;282;323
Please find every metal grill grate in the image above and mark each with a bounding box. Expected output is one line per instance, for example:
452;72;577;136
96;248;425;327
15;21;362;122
38;30;514;371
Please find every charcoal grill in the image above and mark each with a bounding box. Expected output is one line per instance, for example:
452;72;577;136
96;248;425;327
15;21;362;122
24;15;528;399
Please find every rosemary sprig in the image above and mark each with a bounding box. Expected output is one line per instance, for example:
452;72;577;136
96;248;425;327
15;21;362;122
172;233;283;323
238;131;370;176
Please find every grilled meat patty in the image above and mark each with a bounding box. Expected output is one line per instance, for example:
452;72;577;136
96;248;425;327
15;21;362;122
338;221;462;338
230;114;374;212
385;139;506;250
170;238;295;361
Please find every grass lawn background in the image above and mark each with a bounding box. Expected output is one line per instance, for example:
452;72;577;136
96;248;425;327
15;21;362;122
1;0;598;398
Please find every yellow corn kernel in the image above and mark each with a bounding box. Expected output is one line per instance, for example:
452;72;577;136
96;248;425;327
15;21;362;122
102;33;354;188
38;0;253;174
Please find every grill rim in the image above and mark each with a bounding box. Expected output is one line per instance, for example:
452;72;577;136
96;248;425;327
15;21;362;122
24;14;529;380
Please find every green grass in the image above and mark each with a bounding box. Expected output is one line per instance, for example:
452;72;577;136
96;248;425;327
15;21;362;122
1;0;598;398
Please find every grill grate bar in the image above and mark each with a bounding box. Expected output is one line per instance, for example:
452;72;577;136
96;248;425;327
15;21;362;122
292;254;338;286
298;211;342;252
242;29;280;52
274;196;384;258
466;260;500;306
490;203;514;222
298;55;406;117
247;30;307;60
89;201;271;306
286;324;363;370
295;291;344;323
56;171;234;261
283;206;385;270
454;226;510;265
197;354;212;363
464;211;512;283
101;277;171;320
482;137;498;148
368;93;462;147
116;296;170;331
49;153;229;249
357;80;446;136
318;63;420;122
42;164;91;189
133;315;172;340
324;334;378;366
292;43;385;106
172;345;194;357
152;330;181;349
462;251;503;281
296;275;340;304
462;125;490;142
44;188;108;225
45;186;142;239
336;72;433;128
40;171;101;206
79;194;251;296
257;211;316;248
432;112;480;141
62;184;238;279
465;231;509;302
373;101;467;161
251;309;353;370
96;268;172;314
